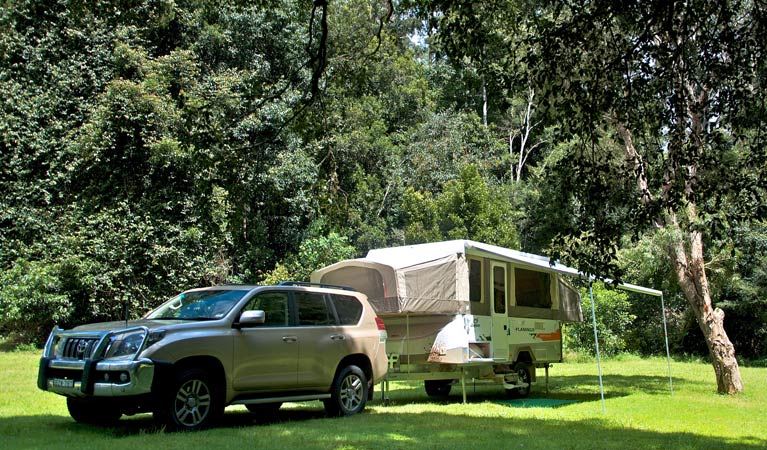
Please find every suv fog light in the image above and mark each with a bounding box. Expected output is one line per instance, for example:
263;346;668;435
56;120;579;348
119;372;129;383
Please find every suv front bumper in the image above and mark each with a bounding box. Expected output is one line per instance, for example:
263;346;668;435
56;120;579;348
38;357;155;397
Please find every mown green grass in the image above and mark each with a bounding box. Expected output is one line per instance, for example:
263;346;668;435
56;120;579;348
2;350;765;449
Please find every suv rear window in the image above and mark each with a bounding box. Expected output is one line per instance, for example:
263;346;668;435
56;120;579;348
332;294;363;325
296;292;335;326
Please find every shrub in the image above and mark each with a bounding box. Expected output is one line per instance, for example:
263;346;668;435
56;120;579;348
0;260;71;346
564;283;635;356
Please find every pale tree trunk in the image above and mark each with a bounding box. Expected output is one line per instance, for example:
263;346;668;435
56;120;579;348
667;209;743;394
509;87;543;182
481;73;488;127
614;118;744;394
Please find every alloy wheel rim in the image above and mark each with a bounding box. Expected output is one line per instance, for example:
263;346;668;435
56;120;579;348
339;374;363;411
174;379;211;427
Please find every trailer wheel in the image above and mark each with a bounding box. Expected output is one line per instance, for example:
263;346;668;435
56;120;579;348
505;362;532;398
424;379;453;398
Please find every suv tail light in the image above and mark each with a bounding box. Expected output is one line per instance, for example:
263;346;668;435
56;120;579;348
375;317;387;343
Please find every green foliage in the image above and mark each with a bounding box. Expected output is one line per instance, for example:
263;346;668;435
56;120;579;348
1;0;318;345
1;0;766;365
566;283;635;356
261;232;357;283
708;222;767;359
0;260;70;346
402;111;504;192
402;165;519;249
616;224;767;359
616;230;693;356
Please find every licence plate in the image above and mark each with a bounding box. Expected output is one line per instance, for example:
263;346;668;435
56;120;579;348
51;378;75;388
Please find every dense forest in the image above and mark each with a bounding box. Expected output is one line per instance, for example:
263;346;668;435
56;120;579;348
1;1;765;392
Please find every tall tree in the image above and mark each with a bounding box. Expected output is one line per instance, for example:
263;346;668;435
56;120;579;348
417;0;767;394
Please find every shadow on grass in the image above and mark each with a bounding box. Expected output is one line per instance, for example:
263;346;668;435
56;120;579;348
378;372;686;407
545;373;685;395
2;407;764;450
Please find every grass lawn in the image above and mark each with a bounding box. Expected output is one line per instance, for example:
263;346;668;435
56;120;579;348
1;349;765;449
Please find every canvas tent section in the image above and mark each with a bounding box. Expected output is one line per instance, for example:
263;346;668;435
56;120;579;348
314;244;469;315
312;239;583;322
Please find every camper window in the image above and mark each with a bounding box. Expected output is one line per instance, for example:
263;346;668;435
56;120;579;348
469;259;483;303
515;268;552;309
493;266;506;314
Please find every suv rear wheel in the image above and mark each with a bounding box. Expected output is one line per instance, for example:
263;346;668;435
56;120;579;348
323;365;368;416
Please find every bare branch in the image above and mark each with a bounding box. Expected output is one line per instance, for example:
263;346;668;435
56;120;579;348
308;0;329;99
612;118;653;206
365;0;394;58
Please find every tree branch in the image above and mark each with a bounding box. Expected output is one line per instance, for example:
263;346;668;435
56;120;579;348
364;0;394;58
308;0;329;100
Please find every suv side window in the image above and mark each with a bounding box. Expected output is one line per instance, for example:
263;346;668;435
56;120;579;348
296;292;335;326
244;292;289;327
331;294;363;325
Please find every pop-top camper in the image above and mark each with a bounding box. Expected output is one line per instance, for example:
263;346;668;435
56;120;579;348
311;240;584;399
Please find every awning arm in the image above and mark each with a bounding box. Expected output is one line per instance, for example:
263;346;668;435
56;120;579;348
588;279;673;413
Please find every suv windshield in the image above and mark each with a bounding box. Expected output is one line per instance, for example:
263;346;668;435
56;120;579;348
146;289;249;321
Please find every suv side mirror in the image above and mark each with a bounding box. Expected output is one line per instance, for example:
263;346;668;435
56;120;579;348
235;310;265;329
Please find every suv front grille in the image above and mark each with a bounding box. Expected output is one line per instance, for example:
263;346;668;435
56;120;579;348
61;337;100;359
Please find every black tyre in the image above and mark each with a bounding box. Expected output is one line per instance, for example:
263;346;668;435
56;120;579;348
245;402;282;414
323;365;368;417
155;368;223;431
505;362;532;398
67;397;122;426
424;379;453;398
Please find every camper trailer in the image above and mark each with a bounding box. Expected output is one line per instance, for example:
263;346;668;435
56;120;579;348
311;240;584;400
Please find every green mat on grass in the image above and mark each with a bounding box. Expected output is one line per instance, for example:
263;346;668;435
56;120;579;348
494;398;580;408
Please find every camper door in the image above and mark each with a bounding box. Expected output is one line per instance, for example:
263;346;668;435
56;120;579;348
491;262;509;360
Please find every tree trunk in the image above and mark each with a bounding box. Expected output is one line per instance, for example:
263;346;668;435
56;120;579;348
667;211;743;394
481;73;488;127
615;119;744;394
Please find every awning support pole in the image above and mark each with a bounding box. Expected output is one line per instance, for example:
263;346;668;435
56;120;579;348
590;283;606;414
660;294;673;396
461;367;467;404
381;380;389;403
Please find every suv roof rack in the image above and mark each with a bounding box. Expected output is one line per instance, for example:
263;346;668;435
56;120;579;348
277;281;357;292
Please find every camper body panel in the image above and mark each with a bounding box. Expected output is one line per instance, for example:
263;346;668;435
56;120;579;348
311;240;583;396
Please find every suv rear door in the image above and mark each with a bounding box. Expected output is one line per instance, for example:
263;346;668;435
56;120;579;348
294;291;353;390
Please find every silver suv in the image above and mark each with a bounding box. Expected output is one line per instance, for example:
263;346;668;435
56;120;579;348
37;282;388;430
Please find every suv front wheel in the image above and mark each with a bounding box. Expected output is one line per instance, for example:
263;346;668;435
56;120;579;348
155;368;223;430
323;365;368;416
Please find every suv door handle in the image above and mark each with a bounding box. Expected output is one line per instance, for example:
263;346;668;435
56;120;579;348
282;336;297;343
330;335;345;341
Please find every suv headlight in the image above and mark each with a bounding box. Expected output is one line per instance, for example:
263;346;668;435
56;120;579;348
103;329;147;360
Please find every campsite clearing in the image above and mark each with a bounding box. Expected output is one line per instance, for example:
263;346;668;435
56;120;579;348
2;348;765;449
